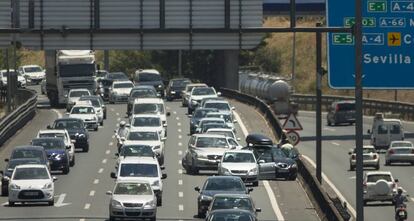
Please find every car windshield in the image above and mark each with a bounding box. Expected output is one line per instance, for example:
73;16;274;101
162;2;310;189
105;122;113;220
133;117;161;127
391;142;413;147
367;174;392;182
32;139;65;150
204;178;245;191
69;91;90;97
24;67;42;73
71;107;95;114
138;73;161;82
337;103;355;111
131;90;157;98
172;80;190;87
192;87;215;96
7;159;41;170
114;182;152;195
80;98;100;107
39;133;65;140
114;83;133;88
201;120;224;126
11;149;44;160
223;152;255;163
54;120;83;129
120;145;154;157
96;71;108;77
13;167;49;180
210;213;254;221
194;109;217;118
205;103;230;111
211;197;253;211
196;137;228;148
134;104;159;114
127;131;158;141
120;163;158;177
109;73;128;79
202;123;227;132
208;114;232;122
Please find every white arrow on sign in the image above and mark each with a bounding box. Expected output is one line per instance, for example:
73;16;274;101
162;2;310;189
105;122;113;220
55;193;71;207
283;114;303;131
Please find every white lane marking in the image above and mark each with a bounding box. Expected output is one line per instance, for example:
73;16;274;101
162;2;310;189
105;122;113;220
102;159;107;164
117;118;121;121
178;150;183;155
177;122;181;126
84;203;91;210
178;142;182;146
323;127;336;132
79;219;85;221
178;129;182;133
112;135;115;139
411;197;414;202
178;135;182;139
89;190;95;196
178;169;183;174
349;176;356;179
52;109;63;118
166;107;171;110
55;193;71;207
179;204;184;211
331;142;340;146
98;168;104;174
105;150;111;155
179;192;183;198
116;123;120;127
176;117;180;120
178;160;182;164
302;155;357;217
178;179;183;185
93;179;99;184
109;142;113;146
116;112;120;116
234;111;284;221
173;111;177;115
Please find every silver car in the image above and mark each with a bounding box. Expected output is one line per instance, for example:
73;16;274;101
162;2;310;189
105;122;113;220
385;141;414;165
218;150;259;186
107;181;157;221
348;145;380;171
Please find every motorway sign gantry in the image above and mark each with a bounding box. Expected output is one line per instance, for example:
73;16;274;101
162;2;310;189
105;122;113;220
327;0;414;89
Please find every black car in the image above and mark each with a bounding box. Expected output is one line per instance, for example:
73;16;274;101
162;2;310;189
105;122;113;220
327;100;355;126
98;72;129;100
166;78;191;101
243;134;298;181
134;70;165;97
0;158;42;196
205;209;258;221
189;108;219;134
194;176;253;218
49;118;90;152
127;85;158;116
31;138;71;174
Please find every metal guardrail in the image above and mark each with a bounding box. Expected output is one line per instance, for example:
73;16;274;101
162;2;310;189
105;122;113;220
220;87;349;221
0;88;37;147
292;94;414;120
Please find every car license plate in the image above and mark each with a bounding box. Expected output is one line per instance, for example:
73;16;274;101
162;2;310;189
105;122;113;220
399;211;406;216
278;168;289;173
24;192;38;196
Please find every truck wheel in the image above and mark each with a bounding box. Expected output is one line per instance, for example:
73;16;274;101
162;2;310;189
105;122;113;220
83;145;89;152
1;185;8;196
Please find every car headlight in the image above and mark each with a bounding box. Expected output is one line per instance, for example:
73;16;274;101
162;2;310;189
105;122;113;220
144;200;157;208
158;85;162;88
152;180;160;187
290;163;297;169
10;183;20;189
248;167;258;175
196;154;207;159
221;167;231;174
200;195;213;201
42;183;53;189
111;200;123;209
171;91;176;94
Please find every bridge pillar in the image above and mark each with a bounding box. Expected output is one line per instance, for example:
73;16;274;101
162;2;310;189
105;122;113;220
214;50;239;90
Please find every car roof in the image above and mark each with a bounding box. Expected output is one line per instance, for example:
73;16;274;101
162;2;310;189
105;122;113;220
14;145;45;151
119;157;159;164
113;80;133;84
390;141;412;144
129;127;160;132
170;78;190;81
134;98;163;104
132;114;162;119
115;180;151;185
193;134;227;138
38;129;67;134
32;137;64;142
136;69;160;74
79;95;100;100
132;85;156;89
14;164;48;169
224;150;254;154
21;65;41;68
366;171;392;176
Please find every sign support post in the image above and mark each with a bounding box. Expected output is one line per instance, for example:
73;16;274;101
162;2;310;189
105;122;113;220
316;22;322;184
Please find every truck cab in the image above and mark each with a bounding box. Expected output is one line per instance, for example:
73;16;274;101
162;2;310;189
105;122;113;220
368;113;404;150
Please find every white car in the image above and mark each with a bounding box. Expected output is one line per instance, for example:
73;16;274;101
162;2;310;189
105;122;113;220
363;171;399;205
205;112;237;132
195;118;226;133
66;89;91;112
131;98;170;127
109;80;134;103
107;180;157;221
115;144;157;170
8;164;57;206
188;87;221;114
76;99;104;126
18;65;45;85
181;83;208;107
110;157;167;206
131;114;167;138
121;128;166;165
218;150;259;186
68;104;99;131
37;129;75;167
348;145;380;170
0;69;26;88
385;141;414;165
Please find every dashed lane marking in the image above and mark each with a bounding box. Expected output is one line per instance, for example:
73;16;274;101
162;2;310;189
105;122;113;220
102;159;107;164
323;127;336;132
109;142;113;146
178;150;183;155
173;111;177;115
176;117;180;120
98;168;104;174
112;135;115;139
332;142;340;146
84;203;91;210
177;122;181;126
52;109;63;118
179;192;183;198
105;150;110;155
178;135;182;139
116;113;120;116
178;142;182;146
179;204;184;211
178;160;182;165
89;190;95;196
93;179;99;184
178;129;182;133
178;169;183;174
178;180;183;185
117;118;121;121
349;176;356;179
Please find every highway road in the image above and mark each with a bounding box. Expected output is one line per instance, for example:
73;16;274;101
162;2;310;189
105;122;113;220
298;111;414;221
0;86;320;221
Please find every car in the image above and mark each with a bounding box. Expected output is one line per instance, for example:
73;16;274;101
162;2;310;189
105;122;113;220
385;141;414;165
199;122;231;134
189;108;219;134
18;65;45;85
110;157;167;206
199;97;226;109
181;83;208;107
195;118;226;134
121;128;166;165
79;95;107;121
107;180;157;221
49;118;90;152
279;143;300;161
218;150;259;186
7;164;57;206
37;130;75;166
40;79;46;94
182;134;239;175
363;171;399;205
68;104;99;131
205;112;237;132
327;100;355;126
207;194;261;216
31;138;71;174
127;85;158;116
188;87;220;114
206;128;240;141
134;69;165;97
95;69;109;82
243;134;298;180
115;144;157;169
131;114;166;138
0;69;26;88
0;158;42;196
131;98;170;127
205;209;258;221
98;72;129;100
203;100;234;114
109;80;134;103
65;88;91;112
166;78;191;101
368;113;404;150
5;145;49;168
348;145;380;170
194;176;253;217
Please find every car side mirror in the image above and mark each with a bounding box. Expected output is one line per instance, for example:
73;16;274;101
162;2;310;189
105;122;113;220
237;137;241;141
160;166;165;170
4;159;9;162
161;137;167;141
256;208;262;212
167;112;171;117
194;186;200;192
52;176;58;182
161;173;167;179
163;123;168;127
258;160;265;164
106;191;112;195
231;107;235;110
47;125;52;129
187;114;192;118
395;178;399;183
248;187;254;193
110;172;117;179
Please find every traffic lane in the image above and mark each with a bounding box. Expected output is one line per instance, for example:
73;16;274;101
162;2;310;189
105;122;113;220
228;99;320;221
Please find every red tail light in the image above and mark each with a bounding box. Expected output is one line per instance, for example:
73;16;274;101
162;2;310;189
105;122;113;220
352;155;356;160
389;149;395;154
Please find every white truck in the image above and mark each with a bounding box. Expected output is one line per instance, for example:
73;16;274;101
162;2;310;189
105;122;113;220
45;50;97;107
368;113;404;150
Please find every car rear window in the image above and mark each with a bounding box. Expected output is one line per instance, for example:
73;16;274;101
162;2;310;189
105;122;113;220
367;174;392;182
337;103;355;111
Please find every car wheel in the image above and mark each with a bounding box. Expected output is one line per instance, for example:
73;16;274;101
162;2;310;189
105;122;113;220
48;200;54;206
197;205;205;218
62;166;70;175
252;181;259;187
83;145;89;152
8;201;14;207
157;195;162;206
1;185;8;196
100;121;103;126
150;216;156;221
363;200;367;206
350;165;355;171
70;156;75;167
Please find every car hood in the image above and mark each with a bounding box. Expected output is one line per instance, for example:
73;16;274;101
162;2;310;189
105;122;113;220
69;114;96;120
195;148;228;156
191;95;217;101
201;190;246;197
113;88;132;95
138;81;163;87
11;179;51;189
45;149;66;156
220;163;257;171
112;194;154;204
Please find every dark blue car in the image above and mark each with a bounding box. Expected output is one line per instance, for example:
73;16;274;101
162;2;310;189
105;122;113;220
49;118;89;152
31;138;70;174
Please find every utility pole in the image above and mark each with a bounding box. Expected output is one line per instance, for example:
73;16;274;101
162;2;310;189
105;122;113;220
316;23;322;183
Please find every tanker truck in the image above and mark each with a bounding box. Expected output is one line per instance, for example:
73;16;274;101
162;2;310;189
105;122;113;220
45;50;97;107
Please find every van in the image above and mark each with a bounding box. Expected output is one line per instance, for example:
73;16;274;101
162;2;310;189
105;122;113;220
134;69;164;97
327;100;355;126
368;113;404;150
